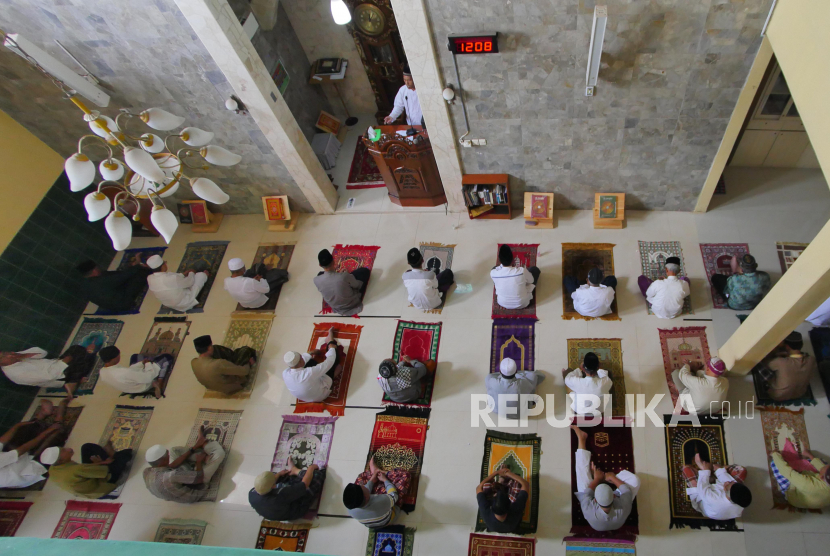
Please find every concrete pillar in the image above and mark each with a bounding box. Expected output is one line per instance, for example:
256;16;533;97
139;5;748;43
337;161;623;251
175;0;338;214
250;0;278;31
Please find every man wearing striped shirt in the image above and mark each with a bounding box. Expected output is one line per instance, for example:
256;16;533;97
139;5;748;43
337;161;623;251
343;460;402;528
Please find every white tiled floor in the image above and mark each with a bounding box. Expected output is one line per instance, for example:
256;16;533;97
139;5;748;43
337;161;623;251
11;167;830;555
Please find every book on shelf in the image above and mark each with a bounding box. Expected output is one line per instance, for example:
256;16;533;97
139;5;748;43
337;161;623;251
470;205;494;217
463;184;508;208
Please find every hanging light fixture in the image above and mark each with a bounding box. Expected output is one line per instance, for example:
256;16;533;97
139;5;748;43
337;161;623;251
84;191;111;222
190;177;230;204
65;152;96;192
149;191;179;244
180;127;214;147
104;209;133;251
140;107;185;130
99;158;125;181
331;0;351;25
200;145;242;166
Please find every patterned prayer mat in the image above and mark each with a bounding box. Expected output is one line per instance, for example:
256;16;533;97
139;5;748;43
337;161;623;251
363;406;430;513
489;318;536;374
94;246;167;315
776;242;809;274
51;501;120;539
45;317;124;396
752;368;817;407
468;533;535;556
366;525;416;556
476;430;541;535
235;243;295;312
295;322;363;416
187;408;243;502
99;405;153;499
0;501;32;537
567;339;626;417
662;414;740;531
256;521;310;551
204;313;274;399
562;243;619;321
569;419;638;541
159;240;229;314
346;139;385;189
492;243;539;319
699;243;749;309
759;407;819;512
122;317;191;399
637;240;692;316
153;519;207;544
565;538;635;555
383;320;442;407
658;327;711;409
320;244;380;315
414;242;456;313
809;326;830;364
272;415;337;519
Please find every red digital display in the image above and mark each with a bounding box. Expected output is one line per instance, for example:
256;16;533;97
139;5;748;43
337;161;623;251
448;34;499;55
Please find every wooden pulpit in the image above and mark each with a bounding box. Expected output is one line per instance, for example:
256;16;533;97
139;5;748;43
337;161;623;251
362;125;447;207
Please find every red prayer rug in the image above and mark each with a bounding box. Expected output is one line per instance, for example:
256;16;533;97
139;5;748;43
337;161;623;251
51;500;120;539
383;320;442;407
468;533;535;556
699;243;749;309
294;323;363;416
346;139;385;189
320;244;380;315
0;501;32;537
658;327;711;410
492;243;539;319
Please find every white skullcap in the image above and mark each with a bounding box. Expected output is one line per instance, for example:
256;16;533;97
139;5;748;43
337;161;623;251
40;446;61;465
499;358;517;377
284;351;301;367
595;483;615;507
145;444;168;463
228;258;245;271
147;255;164;269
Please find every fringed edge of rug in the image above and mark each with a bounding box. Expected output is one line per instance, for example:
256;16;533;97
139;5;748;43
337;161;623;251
757;398;818;408
65;500;122;512
313;322;364;334
758;406;806;416
420;242;457;248
561;312;620;322
333;244;381;251
562;242;617;251
80;317;125;324
158;518;208;527
567;525;637;543
669;517;742;532
381;399;431;409
498;243;541;249
293;402;343;416
260;520;312;530
379;405;431;420
563;536;635;545
203;390;252;400
228;312;276;321
485;429;540;442
259;241;298;246
281;414;338;425
492;312;538;320
397;320;444;327
658;325;709;334
113;404;155;411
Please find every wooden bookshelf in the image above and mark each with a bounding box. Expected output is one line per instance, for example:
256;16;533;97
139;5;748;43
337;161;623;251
462;174;511;220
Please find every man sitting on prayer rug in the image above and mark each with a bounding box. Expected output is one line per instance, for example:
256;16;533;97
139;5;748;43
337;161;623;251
757;331;816;402
711;254;771;311
314;249;370;316
0;399;70;461
98;346;172;398
475;464;529;534
572;425;639;532
638;256;690;319
224;257;289;309
565;267;616;318
41;441;133;499
485;357;546;420
283;328;338;402
146;254;210;313
249;461;325;521
564;352;613;415
770;446;830;509
143;428;226;503
343;457;410;528
683;453;751;520
378;355;435;403
671;357;729;415
77;259;152;313
1;345;95;400
190;335;256;396
403;247;454;311
0;420;62;489
491;245;540;310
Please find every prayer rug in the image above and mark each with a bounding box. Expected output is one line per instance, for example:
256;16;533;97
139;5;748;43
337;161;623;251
158;240;229;314
51;500;120;539
412;242;456;313
204;313;274;399
564;538;635;555
492;244;539;319
468;533;535;556
567;339;626;417
234;243;295;312
637;240;693;316
363;406;430;513
94;246;167;315
153;519;207;544
476;430;541;535
294;322;363;416
346;139;385;189
752;368;816;407
662;414;740;531
272;415;337;519
320;244;380;315
489;318;536;374
383;320;442;407
256;521;310;551
0;501;32;537
45;317;124;396
658;327;711;408
759;407;819;512
187;408;243;502
122;317;191;398
569;418;638;541
562;243;619;321
366;525;416;556
99;405;154;499
699;243;749;309
776;242;809;274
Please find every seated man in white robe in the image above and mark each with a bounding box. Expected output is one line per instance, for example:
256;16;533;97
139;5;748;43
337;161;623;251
0;420;63;489
98;346;172;399
683;453;751;520
282;328;338;402
223;257;289;309
637;256;690;319
564;352;613;415
0;345;94;399
146;254;209;313
490;245;540;310
402;248;454;311
565;267;616;318
485;358;545;420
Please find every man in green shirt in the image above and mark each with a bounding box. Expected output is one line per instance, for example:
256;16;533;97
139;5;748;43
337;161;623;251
40;442;133;499
770;449;830;509
77;259;152;313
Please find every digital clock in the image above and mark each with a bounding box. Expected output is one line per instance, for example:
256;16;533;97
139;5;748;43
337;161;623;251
447;33;499;55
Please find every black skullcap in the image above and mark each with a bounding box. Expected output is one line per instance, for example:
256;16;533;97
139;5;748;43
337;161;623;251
98;345;120;363
407;248;423;267
193;335;212;350
318;249;334;267
379;360;396;379
343;483;365;509
730;483;752;508
785;331;802;343
583;352;600;372
587;267;604;285
665;256;681;266
76;260;97;274
498;244;513;266
740;254;757;272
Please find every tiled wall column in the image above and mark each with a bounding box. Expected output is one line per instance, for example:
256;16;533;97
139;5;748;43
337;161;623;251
390;0;465;212
174;0;338;214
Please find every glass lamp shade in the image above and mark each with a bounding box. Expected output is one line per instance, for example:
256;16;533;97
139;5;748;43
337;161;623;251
88;115;119;140
158;180;179;198
151;205;178;243
140;108;185;131
124;146;165;183
331;0;351;24
140;133;165;154
180;127;214;147
191;177;230;204
200;145;241;166
65;153;96;192
84;192;112;222
155;153;182;177
104;210;133;251
99;158;125;181
127;173;148;195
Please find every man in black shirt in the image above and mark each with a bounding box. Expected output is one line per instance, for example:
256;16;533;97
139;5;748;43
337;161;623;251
249;460;326;521
77;259;152;313
475;466;529;533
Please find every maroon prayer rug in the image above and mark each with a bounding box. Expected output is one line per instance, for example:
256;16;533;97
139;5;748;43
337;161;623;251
468;533;535;556
489;318;536;374
320;244;380;315
699;243;749;309
51;500;120;539
492;243;539;319
346;140;385;189
0;501;32;537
